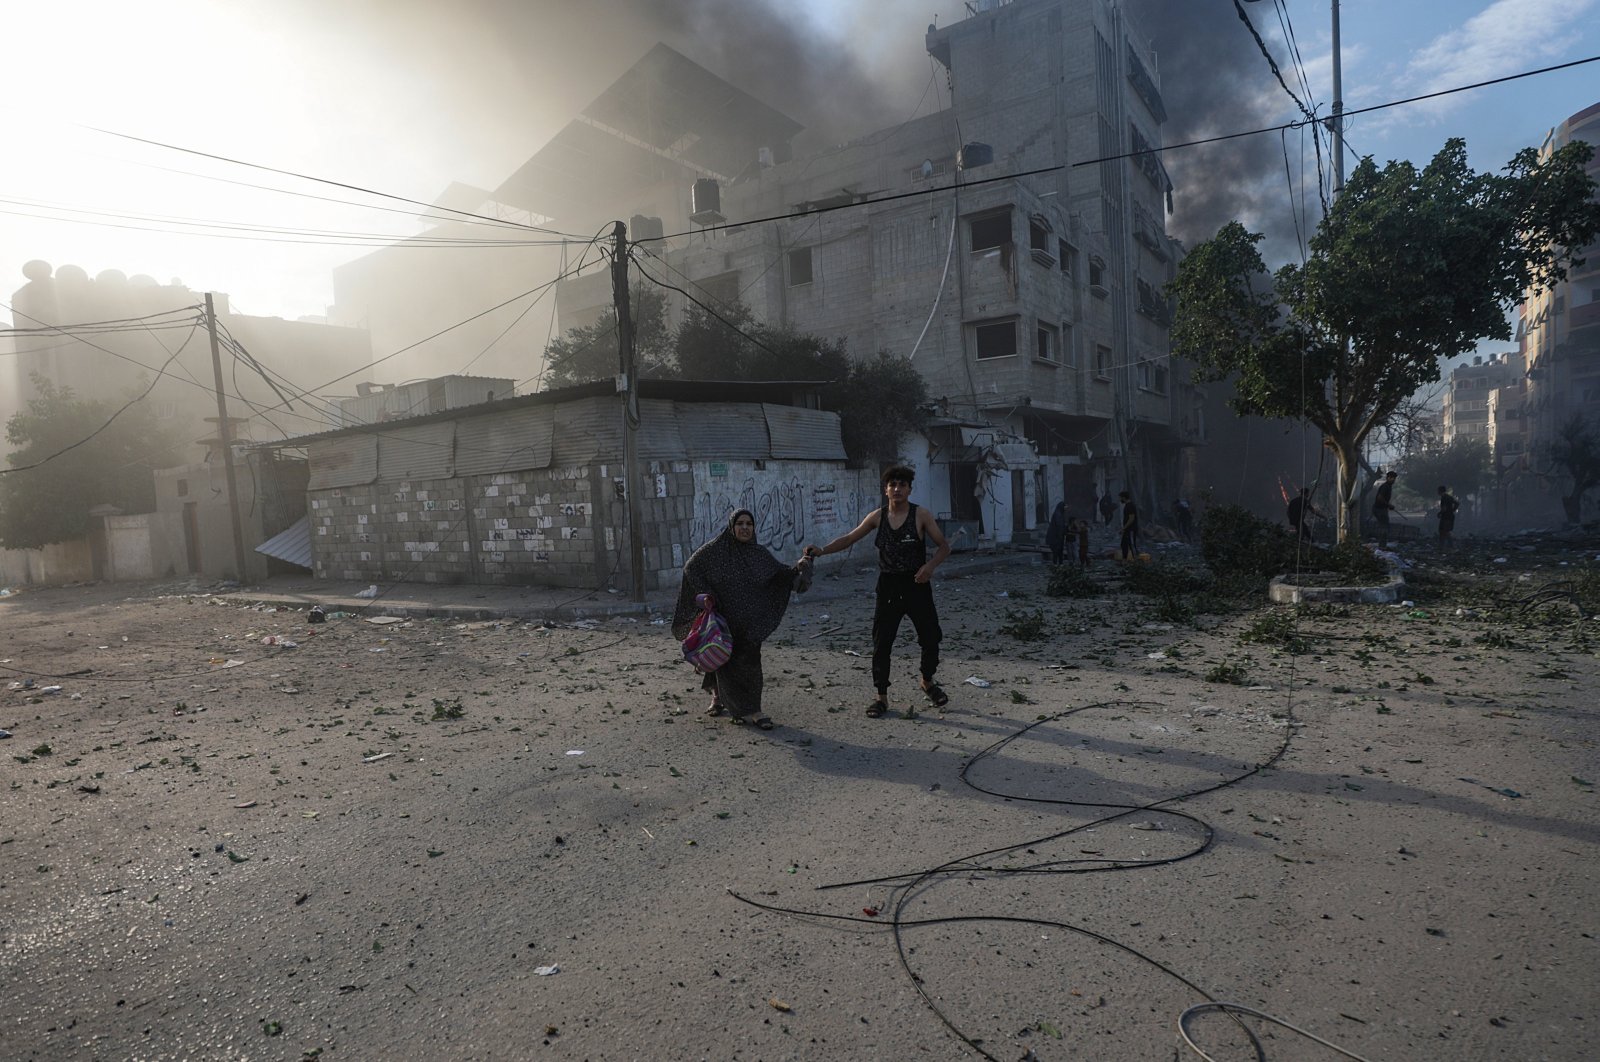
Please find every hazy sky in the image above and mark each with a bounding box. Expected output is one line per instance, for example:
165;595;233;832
0;0;1594;366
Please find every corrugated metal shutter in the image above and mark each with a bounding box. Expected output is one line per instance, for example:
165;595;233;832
455;407;554;476
377;422;455;481
636;398;686;459
254;515;313;569
307;434;378;489
552;396;621;465
763;404;846;460
677;402;770;457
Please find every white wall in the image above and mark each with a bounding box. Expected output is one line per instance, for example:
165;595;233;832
688;461;879;559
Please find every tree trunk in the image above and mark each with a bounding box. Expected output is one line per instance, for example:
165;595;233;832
1331;435;1363;543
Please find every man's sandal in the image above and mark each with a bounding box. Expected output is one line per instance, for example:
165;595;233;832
731;713;776;730
921;683;949;708
866;699;889;718
707;700;727;717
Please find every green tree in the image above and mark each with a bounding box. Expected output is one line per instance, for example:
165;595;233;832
827;351;931;467
1170;138;1600;541
541;285;671;389
1;376;183;549
1542;413;1600;524
1397;437;1490;504
674;304;850;384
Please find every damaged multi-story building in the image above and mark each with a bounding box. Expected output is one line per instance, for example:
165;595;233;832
487;0;1201;545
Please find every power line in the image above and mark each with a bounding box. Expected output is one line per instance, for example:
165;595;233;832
639;54;1600;245
0;198;574;250
0;325;199;475
86;125;589;240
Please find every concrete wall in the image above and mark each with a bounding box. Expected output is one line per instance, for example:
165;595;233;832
0;538;95;587
686;460;879;561
309;458;880;591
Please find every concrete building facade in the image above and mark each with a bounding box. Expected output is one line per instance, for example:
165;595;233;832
527;1;1193;543
1442;352;1521;447
1520;100;1600;515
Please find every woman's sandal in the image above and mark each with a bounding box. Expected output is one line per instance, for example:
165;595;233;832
707;700;727;718
921;683;949;708
730;713;776;730
865;699;889;718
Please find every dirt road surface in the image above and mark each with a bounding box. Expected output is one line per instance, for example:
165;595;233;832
2;549;1595;1061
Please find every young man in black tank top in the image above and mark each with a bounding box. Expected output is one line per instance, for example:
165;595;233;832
807;465;952;717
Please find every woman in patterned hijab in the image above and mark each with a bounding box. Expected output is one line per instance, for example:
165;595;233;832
672;509;812;729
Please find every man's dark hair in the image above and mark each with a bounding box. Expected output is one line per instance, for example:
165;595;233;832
882;465;915;487
1119;490;1131;500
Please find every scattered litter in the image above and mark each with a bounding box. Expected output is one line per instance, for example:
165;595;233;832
365;616;407;626
1146;651;1167;660
768;998;792;1013
1453;608;1478;618
1129;821;1162;831
362;752;394;764
1246;685;1273;691
534;964;561;976
259;636;298;648
213;659;246;669
234;800;257;809
354;585;380;599
0;729;11;739
307;606;326;624
1399;600;1415;608
0;587;13;596
1493;557;1508;564
842;649;862;657
964;676;992;688
996;591;1009;598
565;750;585;756
1141;623;1175;632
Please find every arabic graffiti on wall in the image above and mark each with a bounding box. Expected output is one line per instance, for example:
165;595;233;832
690;463;876;554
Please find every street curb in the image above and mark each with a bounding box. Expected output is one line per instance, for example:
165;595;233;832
217;550;1046;625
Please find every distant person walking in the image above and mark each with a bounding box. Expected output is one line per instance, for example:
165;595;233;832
1286;487;1321;540
1372;470;1397;548
1436;485;1459;547
807;465;952;718
1099;491;1116;527
1174;498;1195;543
1071;515;1092;569
1045;500;1069;566
1118;490;1140;561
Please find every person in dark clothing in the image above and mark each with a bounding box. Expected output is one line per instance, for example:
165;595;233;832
672;509;813;730
1045;501;1069;566
808;465;952;718
1099;492;1117;527
1118;490;1139;560
1174;498;1195;543
1286;487;1321;540
1436;485;1459;547
1070;515;1092;569
1372;470;1397;547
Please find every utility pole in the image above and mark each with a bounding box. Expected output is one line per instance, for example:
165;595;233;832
204;293;250;582
611;221;646;602
1330;0;1345;193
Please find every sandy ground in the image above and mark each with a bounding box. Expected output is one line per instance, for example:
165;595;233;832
1;540;1597;1062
